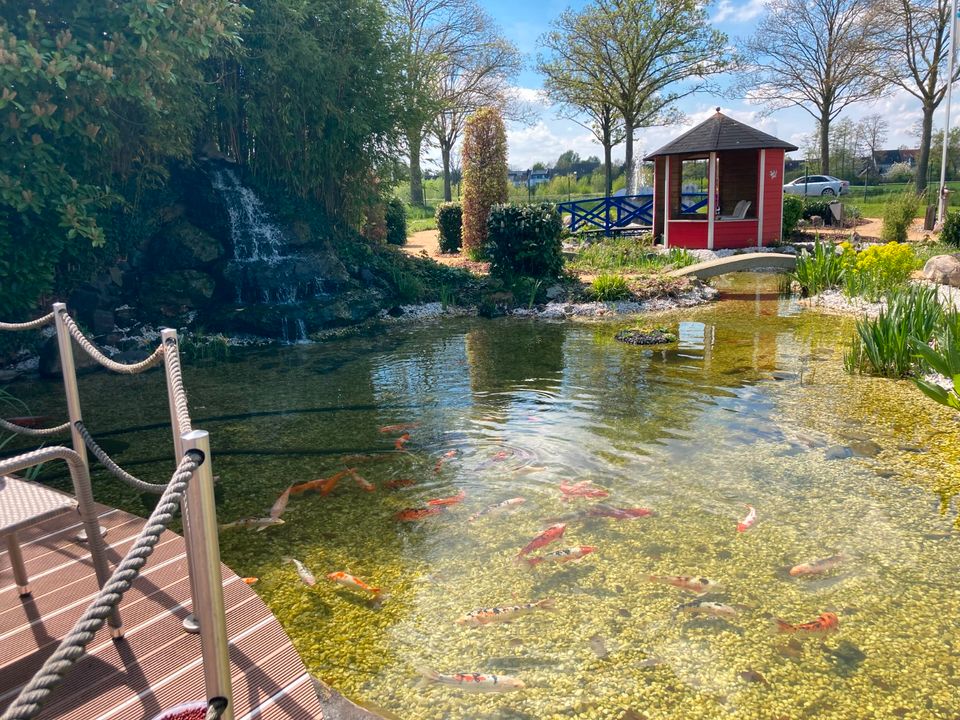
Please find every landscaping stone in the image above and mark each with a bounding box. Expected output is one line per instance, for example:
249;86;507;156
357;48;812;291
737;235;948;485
922;254;960;287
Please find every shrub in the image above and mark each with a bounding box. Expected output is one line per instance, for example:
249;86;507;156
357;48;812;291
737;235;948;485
881;192;921;242
782;195;804;237
884;161;915;183
461;107;509;257
436;203;463;253
486;203;564;279
802;200;834;224
940;210;960;247
792;240;844;296
591;273;631;301
841;242;918;301
385;197;407;245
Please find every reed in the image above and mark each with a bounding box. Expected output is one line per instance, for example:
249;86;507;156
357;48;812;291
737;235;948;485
792;240;844;297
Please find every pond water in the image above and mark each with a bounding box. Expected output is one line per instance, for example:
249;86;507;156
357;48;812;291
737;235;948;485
8;273;960;720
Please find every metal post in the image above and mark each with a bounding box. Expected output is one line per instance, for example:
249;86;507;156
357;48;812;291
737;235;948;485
180;429;233;720
939;0;959;227
160;329;204;634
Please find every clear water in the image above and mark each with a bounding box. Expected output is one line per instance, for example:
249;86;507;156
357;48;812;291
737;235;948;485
8;274;960;720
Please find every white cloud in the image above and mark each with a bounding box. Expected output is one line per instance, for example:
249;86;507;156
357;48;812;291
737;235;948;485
713;0;768;23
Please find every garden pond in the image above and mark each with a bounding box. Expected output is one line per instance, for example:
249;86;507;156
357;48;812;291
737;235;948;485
8;273;960;720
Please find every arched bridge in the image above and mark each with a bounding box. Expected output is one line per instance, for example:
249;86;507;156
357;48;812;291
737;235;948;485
668;252;796;280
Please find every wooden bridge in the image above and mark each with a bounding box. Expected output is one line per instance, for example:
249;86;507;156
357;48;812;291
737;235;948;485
557;192;707;235
668;253;797;279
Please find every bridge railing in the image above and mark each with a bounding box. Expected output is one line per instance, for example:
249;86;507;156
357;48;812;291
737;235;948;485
556;193;708;236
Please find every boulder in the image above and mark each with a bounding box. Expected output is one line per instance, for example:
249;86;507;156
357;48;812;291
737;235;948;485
615;327;678;345
157;219;224;268
139;269;217;316
922;254;960;287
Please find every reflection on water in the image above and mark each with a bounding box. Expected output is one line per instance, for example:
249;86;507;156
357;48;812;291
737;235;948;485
8;274;960;720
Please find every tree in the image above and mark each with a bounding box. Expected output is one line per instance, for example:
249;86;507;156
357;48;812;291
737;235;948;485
555;151;581;175
857;114;889;172
461;107;508;256
929;128;960;180
742;0;887;174
829;118;863;179
878;0;960;191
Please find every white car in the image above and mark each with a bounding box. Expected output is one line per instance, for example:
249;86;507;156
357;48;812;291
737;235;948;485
783;175;850;197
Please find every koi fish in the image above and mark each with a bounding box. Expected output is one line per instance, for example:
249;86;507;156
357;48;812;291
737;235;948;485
350;470;375;492
241;577;259;585
322;468;355;496
427;489;466;507
395;507;444;522
677;600;737;619
289;468;352;496
523;546;596;568
587;505;654;520
394;433;411;450
386;478;416;490
738;504;757;532
789;554;847;577
773;612;839;636
434;450;458;472
559;480;610;501
468;497;525;522
219;517;285;531
327;570;380;595
456;599;555;626
492;450;510;461
379;422;420;434
647;575;721;595
263;484;292;529
282;556;316;587
416;667;525;692
517;523;566;557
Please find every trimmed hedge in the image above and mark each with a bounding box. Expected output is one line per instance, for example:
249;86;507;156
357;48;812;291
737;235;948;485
386;197;407;245
486;202;563;279
436;203;463;253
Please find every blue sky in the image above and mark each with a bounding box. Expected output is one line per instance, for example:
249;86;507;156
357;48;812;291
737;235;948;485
439;0;934;170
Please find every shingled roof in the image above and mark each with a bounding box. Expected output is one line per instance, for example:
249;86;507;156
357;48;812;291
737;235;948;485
644;110;798;159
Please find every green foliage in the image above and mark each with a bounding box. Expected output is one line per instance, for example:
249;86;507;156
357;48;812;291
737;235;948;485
486;203;563;279
388;266;424;304
782;195;804;237
801;201;835;223
845;285;944;377
912;312;960;410
178;332;231;363
666;247;697;268
591;273;631;301
881;192;921;242
436;203;463;253
462;107;509;254
840;241;918;302
567;236;654;272
792;240;844;296
940;210;960;247
385;197;407;246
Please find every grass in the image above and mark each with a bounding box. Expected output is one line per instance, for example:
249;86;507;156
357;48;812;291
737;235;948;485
590;273;631;301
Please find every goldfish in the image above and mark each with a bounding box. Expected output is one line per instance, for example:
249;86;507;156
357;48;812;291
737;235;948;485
394;433;411;450
587;505;654;520
773;612;839;637
468;497;525;522
262;484;292;530
219;517;285;531
559;480;610;501
289;468;352;496
416;667;525;692
282;557;316;587
322;468;355;496
456;599;555;626
523;546;596;568
427;489;466;507
395;507;444;522
350;470;375;492
677;600;737;619
379;422;420;434
789;554;847;577
386;478;416;490
518;523;566;557
241;577;259;585
647;575;721;595
737;504;757;532
327;570;380;595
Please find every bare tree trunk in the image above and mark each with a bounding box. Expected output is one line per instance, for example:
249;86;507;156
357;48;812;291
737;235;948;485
441;142;453;202
603;140;613;196
408;131;424;206
916;102;934;193
624;120;635;190
819;113;830;175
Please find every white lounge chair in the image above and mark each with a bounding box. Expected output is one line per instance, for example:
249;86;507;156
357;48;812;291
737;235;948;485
720;200;751;220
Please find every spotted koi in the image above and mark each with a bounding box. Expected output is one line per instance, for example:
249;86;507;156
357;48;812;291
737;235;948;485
282;556;316;587
676;600;737;619
647;575;721;595
773;612;839;636
327;570;380;595
789;554;847;577
456;598;555;626
523;545;596;568
737;504;757;532
416;667;525;692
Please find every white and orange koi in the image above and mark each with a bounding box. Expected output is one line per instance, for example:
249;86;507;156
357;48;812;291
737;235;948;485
677;600;737;619
456;599;555;626
558;480;609;501
773;612;839;637
468;497;525;522
350;470;375;492
647;575;721;595
282;556;316;587
737;504;757;532
416;667;525;692
327;570;380;595
523;545;596;568
789;554;847;577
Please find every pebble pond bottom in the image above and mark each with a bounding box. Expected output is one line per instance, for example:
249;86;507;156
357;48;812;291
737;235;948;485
11;274;960;720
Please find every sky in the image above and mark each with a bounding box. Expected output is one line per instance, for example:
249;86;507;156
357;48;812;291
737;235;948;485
430;0;940;171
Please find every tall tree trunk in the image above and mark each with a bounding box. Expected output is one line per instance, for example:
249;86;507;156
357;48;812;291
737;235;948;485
603;140;613;196
623;119;635;190
916;102;934;193
408;131;424;206
819;113;830;175
441;142;453;202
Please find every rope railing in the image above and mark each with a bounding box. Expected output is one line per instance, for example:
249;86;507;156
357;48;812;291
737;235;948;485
57;309;165;374
0;418;71;437
163;336;193;434
74;421;168;494
0;452;201;720
0;313;55;332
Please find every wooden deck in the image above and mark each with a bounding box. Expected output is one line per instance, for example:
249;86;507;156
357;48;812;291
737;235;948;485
0;503;323;720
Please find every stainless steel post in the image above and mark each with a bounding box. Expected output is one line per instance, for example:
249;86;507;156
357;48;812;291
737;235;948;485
180;429;233;720
160;328;203;634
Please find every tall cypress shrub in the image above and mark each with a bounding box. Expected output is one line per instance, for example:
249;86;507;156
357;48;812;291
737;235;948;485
461;107;508;257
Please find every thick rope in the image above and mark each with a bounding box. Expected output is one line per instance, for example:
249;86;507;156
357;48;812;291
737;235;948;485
58;310;164;374
0;313;55;331
0;452;201;720
75;421;167;494
205;698;228;720
163;336;193;433
0;418;70;437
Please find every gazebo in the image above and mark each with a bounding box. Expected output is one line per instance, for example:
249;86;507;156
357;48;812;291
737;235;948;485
645;109;798;249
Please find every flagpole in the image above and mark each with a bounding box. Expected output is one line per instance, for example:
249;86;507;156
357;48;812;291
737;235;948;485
937;0;959;226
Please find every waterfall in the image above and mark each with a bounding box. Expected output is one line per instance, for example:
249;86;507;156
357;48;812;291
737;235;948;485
209;168;286;263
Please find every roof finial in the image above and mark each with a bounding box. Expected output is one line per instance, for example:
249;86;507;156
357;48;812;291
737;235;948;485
715;106;722;113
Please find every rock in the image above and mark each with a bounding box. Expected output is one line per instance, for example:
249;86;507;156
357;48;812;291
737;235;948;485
139;269;217;316
92;309;115;335
922;254;960;286
157;219;224;268
824;445;853;460
545;284;565;300
615;327;678;345
37;336;101;378
849;439;882;458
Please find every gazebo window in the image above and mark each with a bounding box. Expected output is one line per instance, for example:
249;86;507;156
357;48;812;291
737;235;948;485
679;157;709;217
717;150;758;219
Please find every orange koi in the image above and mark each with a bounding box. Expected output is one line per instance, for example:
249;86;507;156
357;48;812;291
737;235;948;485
241;577;259;585
517;523;566;557
427;489;466;507
289;468;351;496
523;546;596;568
327;570;380;595
394;433;411;450
737;504;757;532
395;506;444;522
321;468;355;496
773;612;839;636
379;422;420;434
350;470;375;492
647;575;721;595
559;480;609;501
386;478;416;490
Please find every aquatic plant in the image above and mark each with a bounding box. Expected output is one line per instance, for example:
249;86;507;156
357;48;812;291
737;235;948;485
845;285;943;377
388;267;424;304
792;239;844;296
438;284;457;310
841;241;919;302
590;273;631;301
912;311;960;410
178;331;232;363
